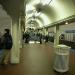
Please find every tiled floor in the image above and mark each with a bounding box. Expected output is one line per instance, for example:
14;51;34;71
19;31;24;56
0;43;75;75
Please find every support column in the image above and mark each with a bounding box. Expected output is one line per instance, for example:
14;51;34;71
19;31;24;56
54;25;60;46
20;16;25;47
19;17;23;48
19;15;25;48
11;19;20;63
44;28;48;36
20;2;26;47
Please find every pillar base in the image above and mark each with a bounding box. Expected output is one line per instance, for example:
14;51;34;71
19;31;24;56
10;58;20;64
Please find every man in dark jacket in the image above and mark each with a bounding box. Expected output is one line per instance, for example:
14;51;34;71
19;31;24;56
2;29;13;64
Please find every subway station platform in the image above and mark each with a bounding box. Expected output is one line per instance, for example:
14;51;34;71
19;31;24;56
0;1;75;75
0;43;75;75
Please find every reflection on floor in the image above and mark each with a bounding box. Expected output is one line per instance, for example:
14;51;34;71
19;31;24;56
0;43;75;75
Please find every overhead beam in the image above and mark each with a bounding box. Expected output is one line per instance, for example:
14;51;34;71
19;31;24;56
0;0;25;19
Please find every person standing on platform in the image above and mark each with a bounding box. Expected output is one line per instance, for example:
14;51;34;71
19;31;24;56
39;33;42;44
45;35;49;43
2;29;13;65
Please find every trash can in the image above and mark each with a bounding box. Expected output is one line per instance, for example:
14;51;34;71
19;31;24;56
53;44;71;72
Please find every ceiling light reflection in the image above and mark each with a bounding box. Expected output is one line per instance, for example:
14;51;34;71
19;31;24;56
41;0;52;5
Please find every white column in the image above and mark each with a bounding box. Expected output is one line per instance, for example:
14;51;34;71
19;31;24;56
44;28;48;36
11;19;20;64
54;25;60;46
19;17;22;48
20;16;25;47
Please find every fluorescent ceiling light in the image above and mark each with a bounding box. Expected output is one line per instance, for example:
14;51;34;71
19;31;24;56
29;0;40;5
41;0;52;5
26;4;35;13
34;11;41;17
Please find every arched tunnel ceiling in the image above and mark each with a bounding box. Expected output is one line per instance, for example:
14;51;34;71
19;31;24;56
26;0;75;28
26;20;40;28
26;16;44;27
0;0;75;28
